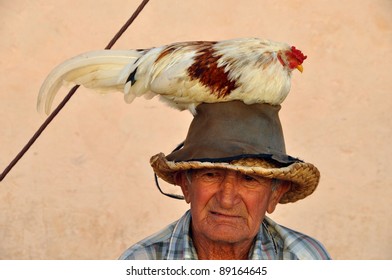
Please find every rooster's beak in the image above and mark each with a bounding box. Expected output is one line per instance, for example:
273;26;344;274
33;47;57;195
296;65;304;73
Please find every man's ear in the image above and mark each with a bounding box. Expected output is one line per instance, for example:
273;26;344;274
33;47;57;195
174;171;191;204
266;181;291;214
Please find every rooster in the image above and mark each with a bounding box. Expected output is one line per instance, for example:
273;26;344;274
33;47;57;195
37;37;307;115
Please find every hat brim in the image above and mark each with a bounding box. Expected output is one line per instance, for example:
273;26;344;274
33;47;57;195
150;152;320;204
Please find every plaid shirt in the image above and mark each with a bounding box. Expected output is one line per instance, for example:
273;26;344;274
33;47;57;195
119;210;331;260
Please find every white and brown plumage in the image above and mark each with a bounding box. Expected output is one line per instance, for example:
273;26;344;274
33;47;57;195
37;37;307;115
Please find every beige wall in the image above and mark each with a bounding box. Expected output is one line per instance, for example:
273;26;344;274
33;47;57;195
0;0;391;259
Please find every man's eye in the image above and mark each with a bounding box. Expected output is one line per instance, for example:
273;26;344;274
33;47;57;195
241;174;268;188
243;175;258;182
202;171;220;178
196;170;223;181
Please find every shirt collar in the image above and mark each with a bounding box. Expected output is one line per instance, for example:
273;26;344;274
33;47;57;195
249;217;280;259
165;210;198;260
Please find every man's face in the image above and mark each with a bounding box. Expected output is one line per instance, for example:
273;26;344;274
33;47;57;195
178;168;287;245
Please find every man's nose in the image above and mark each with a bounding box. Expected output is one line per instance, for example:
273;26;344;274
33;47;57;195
217;173;241;208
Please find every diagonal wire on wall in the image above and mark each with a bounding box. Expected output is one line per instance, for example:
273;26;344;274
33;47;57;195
0;0;150;182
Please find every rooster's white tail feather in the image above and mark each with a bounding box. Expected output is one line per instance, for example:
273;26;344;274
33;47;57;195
37;50;142;114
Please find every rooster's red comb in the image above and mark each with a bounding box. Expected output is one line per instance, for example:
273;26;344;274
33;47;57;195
291;46;307;63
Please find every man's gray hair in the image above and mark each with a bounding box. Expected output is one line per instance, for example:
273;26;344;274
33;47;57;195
185;170;193;185
271;178;280;192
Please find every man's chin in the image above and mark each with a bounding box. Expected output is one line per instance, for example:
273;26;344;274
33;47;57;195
203;224;249;244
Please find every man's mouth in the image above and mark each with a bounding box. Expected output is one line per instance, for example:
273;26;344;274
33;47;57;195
210;211;241;219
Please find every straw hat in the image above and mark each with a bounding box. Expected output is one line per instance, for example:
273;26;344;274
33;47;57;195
150;101;320;203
